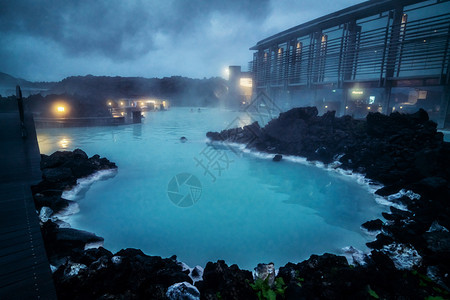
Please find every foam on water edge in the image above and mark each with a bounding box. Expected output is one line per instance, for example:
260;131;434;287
51;170;117;228
62;169;118;201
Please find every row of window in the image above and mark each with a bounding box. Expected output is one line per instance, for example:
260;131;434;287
252;0;450;87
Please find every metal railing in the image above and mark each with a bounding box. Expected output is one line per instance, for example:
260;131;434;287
252;12;450;88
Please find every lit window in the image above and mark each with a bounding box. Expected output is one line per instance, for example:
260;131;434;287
400;14;408;38
240;78;253;87
351;90;364;95
321;35;328;50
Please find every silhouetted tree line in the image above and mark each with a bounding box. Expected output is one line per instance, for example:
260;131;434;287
0;93;110;117
0;74;230;116
50;75;229;107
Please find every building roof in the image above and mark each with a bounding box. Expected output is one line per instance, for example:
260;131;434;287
250;0;424;50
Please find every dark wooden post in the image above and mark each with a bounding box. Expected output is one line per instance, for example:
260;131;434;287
16;85;27;138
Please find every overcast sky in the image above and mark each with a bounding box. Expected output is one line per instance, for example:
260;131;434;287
0;0;365;82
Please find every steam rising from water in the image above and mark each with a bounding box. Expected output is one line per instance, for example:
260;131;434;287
38;107;387;270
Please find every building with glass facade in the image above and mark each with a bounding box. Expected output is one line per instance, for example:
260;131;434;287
250;0;450;127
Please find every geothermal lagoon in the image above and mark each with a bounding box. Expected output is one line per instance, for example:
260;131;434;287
37;107;386;270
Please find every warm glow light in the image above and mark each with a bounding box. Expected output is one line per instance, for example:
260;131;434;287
345;106;349;109
223;68;230;80
367;106;371;110
59;138;70;149
325;105;328;109
352;90;364;95
120;101;124;106
240;78;253;88
52;101;70;117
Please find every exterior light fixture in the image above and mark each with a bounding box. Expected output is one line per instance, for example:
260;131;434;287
53;102;69;117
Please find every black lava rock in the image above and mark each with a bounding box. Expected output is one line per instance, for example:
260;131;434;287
273;154;282;161
53;248;191;300
362;219;384;231
196;260;257;300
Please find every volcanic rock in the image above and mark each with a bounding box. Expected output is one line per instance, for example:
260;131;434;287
362;219;384;232
196;260;256;300
272;154;282;162
53;248;192;300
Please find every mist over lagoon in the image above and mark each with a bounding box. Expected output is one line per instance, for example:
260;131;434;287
36;107;385;270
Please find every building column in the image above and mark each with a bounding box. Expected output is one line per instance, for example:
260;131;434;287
383;6;404;114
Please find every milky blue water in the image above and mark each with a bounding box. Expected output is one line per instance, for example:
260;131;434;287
37;107;385;270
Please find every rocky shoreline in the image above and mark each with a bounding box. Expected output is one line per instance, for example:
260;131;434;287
32;107;450;299
206;107;450;298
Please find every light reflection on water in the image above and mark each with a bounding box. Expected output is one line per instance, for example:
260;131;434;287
59;137;70;149
36;107;385;270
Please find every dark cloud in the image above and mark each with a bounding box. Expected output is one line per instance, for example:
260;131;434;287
0;0;364;81
0;0;270;60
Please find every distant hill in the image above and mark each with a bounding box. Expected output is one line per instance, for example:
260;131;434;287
47;75;229;107
0;72;32;86
0;72;232;114
0;72;55;97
